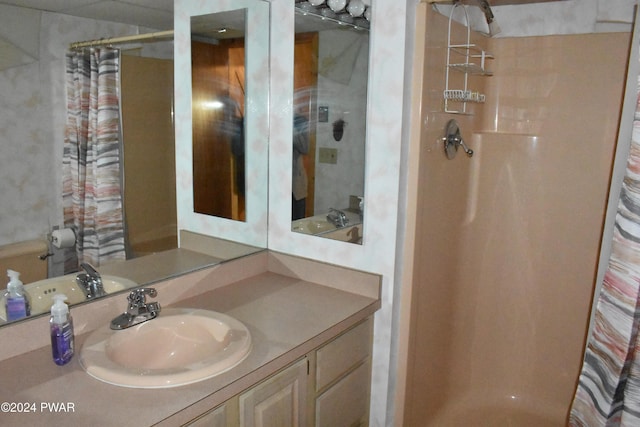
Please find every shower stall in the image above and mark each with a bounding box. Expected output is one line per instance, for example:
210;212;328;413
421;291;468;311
401;3;631;425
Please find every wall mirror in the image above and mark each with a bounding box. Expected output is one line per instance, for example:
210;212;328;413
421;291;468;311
175;0;269;249
191;9;247;221
0;12;180;326
0;0;269;327
290;2;370;245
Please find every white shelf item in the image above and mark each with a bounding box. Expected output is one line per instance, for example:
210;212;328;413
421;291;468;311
444;4;494;114
443;90;485;103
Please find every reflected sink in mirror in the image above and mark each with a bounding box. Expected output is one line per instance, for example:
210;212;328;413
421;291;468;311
292;218;338;234
79;308;251;388
292;209;363;244
0;275;137;321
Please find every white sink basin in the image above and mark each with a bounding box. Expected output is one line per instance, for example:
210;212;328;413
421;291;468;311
0;274;137;320
79;308;252;388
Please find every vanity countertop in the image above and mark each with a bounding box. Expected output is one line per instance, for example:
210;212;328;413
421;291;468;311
0;251;380;427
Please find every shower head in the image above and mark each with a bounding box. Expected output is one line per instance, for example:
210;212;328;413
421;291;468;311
477;0;501;36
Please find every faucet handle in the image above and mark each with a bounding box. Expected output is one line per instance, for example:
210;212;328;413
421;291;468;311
111;288;160;330
128;288;158;307
328;208;349;227
77;263;105;299
80;262;100;277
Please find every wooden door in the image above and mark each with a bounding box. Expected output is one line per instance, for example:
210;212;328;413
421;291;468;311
121;55;177;257
294;33;318;217
191;40;245;221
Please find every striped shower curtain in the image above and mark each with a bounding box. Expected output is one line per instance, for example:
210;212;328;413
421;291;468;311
569;47;640;425
62;48;126;270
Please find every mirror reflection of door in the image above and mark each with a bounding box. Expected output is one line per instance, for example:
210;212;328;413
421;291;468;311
293;33;319;220
191;12;246;222
121;55;177;257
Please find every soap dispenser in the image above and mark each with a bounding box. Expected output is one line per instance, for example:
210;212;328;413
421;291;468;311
50;294;74;366
4;269;31;321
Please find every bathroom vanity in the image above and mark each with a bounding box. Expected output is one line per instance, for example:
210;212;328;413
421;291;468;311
0;251;380;426
188;316;373;427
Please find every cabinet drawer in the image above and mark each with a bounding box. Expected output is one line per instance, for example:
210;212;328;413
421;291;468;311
316;317;372;391
315;360;371;427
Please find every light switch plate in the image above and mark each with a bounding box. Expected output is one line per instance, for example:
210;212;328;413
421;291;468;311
318;147;337;164
318;106;329;122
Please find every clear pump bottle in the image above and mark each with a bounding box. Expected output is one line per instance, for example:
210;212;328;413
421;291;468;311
50;294;74;365
4;269;31;321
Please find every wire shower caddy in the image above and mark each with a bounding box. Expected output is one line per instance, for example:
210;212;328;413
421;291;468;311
443;4;494;114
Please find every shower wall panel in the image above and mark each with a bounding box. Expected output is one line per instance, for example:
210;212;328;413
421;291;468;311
404;5;630;425
404;6;487;422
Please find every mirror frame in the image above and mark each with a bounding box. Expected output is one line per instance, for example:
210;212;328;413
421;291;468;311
174;0;270;248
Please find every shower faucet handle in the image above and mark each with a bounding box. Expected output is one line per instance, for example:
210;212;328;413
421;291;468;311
442;135;474;158
443;119;473;159
458;138;474;157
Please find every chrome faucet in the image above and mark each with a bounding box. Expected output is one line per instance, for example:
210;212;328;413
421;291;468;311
110;288;161;330
327;208;349;228
77;262;105;299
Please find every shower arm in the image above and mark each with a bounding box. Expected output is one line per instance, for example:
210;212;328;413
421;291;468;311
476;0;496;24
429;0;501;36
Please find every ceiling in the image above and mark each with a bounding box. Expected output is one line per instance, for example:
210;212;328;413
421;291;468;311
490;0;561;4
427;0;563;4
0;0;565;31
0;0;174;30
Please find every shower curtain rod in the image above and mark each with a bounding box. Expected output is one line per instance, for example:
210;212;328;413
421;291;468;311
69;30;174;49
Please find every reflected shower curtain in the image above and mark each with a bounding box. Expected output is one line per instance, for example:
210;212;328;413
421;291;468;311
569;46;640;425
62;48;125;270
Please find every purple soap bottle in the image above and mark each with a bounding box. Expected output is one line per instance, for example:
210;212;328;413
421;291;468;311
50;294;74;365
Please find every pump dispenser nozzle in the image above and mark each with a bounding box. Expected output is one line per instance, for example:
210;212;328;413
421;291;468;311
7;269;22;293
51;294;69;324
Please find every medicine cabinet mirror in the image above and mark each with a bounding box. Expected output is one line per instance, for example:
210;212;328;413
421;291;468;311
290;3;370;245
191;9;248;221
175;0;269;248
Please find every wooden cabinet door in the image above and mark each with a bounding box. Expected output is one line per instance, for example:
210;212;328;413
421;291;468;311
240;358;308;427
185;403;229;427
